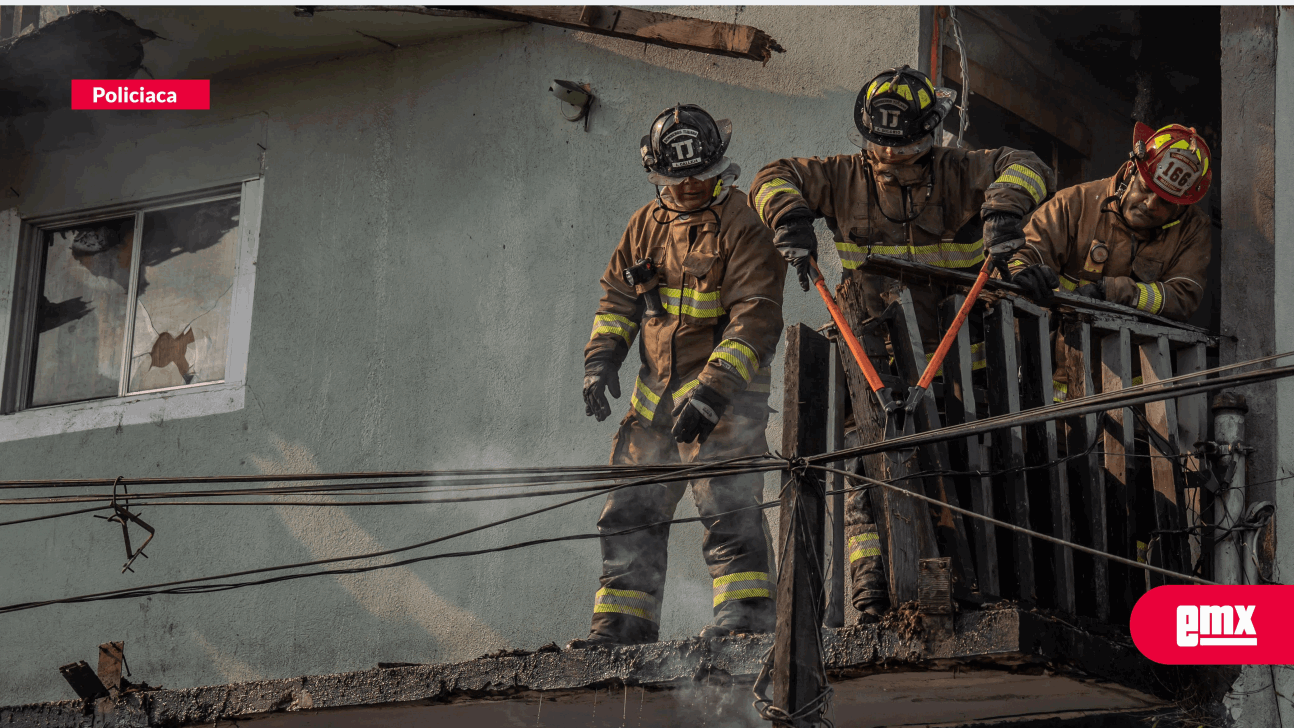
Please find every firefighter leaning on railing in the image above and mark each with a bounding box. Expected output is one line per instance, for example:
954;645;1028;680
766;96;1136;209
1010;122;1214;399
748;65;1055;623
571;104;787;648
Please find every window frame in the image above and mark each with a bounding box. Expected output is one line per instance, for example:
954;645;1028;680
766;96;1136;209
0;178;262;437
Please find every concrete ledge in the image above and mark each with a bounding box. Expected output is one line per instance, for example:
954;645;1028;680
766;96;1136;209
0;609;1182;727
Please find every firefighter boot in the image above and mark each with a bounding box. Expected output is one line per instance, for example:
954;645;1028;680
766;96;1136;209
567;611;658;650
699;596;776;638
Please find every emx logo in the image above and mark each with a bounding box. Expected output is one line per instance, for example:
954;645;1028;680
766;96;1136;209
1132;586;1292;664
1176;604;1256;646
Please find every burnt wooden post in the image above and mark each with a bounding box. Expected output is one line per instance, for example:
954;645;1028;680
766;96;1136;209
887;289;977;596
774;323;830;727
823;343;848;628
938;294;999;599
1139;335;1187;583
835;279;937;606
1014;299;1075;614
1100;327;1139;617
984;298;1035;603
1060;319;1110;621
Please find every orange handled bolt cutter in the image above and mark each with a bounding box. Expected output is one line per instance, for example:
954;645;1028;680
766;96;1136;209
808;250;1003;433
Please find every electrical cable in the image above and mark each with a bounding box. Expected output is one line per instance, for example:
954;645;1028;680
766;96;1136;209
0;463;780;506
818;357;1294;464
0;454;780;614
809;463;1216;585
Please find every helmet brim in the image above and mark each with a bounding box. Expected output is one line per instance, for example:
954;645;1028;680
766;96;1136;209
648;156;732;186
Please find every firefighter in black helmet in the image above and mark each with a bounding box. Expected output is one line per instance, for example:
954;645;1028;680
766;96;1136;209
750;66;1056;623
572;104;787;647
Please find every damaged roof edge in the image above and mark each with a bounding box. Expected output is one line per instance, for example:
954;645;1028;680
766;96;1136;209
0;608;1223;728
0;9;159;117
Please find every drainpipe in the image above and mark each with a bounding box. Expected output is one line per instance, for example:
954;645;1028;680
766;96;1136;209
1211;392;1248;585
1241;501;1275;586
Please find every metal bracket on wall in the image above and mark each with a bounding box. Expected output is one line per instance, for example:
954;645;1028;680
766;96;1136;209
92;477;155;573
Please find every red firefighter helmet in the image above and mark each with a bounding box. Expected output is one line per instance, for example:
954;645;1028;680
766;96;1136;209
1131;122;1212;206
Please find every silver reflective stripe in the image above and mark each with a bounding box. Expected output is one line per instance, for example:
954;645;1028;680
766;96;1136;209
594;587;661;623
712;571;773;606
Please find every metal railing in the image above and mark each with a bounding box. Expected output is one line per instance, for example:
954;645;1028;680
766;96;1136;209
816;254;1217;625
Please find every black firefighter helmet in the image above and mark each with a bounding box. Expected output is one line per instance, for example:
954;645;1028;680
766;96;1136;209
640;104;732;185
852;66;956;148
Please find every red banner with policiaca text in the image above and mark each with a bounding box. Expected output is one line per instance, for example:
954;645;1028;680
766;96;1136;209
71;80;210;110
1131;585;1294;664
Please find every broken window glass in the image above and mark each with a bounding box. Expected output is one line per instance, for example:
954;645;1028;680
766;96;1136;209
127;198;240;393
29;217;136;407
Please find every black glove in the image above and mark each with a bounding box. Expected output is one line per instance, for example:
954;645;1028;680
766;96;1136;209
1011;264;1060;303
670;383;728;444
773;212;818;292
1075;280;1106;301
583;359;621;422
982;210;1025;257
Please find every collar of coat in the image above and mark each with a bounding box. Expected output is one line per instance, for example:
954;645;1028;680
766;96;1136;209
864;150;932;187
657;162;742;209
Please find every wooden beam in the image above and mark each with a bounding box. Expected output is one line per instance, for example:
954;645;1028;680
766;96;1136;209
984;298;1035;603
887;290;976;597
939;294;999;599
823;343;848;628
942;44;1092;158
473;6;785;62
834;279;937;606
1139;336;1187;585
1017;305;1075;615
775;323;830;727
1101;328;1140;618
1061;319;1109;622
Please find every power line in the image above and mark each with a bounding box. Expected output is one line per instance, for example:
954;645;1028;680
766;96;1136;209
0;455;781;614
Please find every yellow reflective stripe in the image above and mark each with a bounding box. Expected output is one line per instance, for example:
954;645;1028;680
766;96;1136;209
713;571;768;586
591;313;639;345
835;240;984;270
670;378;700;408
1006;164;1046;191
923;341;985;376
1053;380;1067;404
631;377;661;422
848;529;881;562
1134;282;1165;315
1008;259;1028;270
1058;274;1080;292
713;571;773;606
1161;219;1181;230
990;170;1044;204
917;88;931;109
1152;133;1174;149
595;587;661;623
753;178;800;223
1136;540;1148;564
659;286;726;318
710;339;759;382
894;83;913;101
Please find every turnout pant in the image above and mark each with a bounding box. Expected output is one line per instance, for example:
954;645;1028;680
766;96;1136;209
842;428;889;611
589;410;775;643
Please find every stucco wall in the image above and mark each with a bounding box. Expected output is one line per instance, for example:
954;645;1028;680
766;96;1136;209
0;6;922;705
